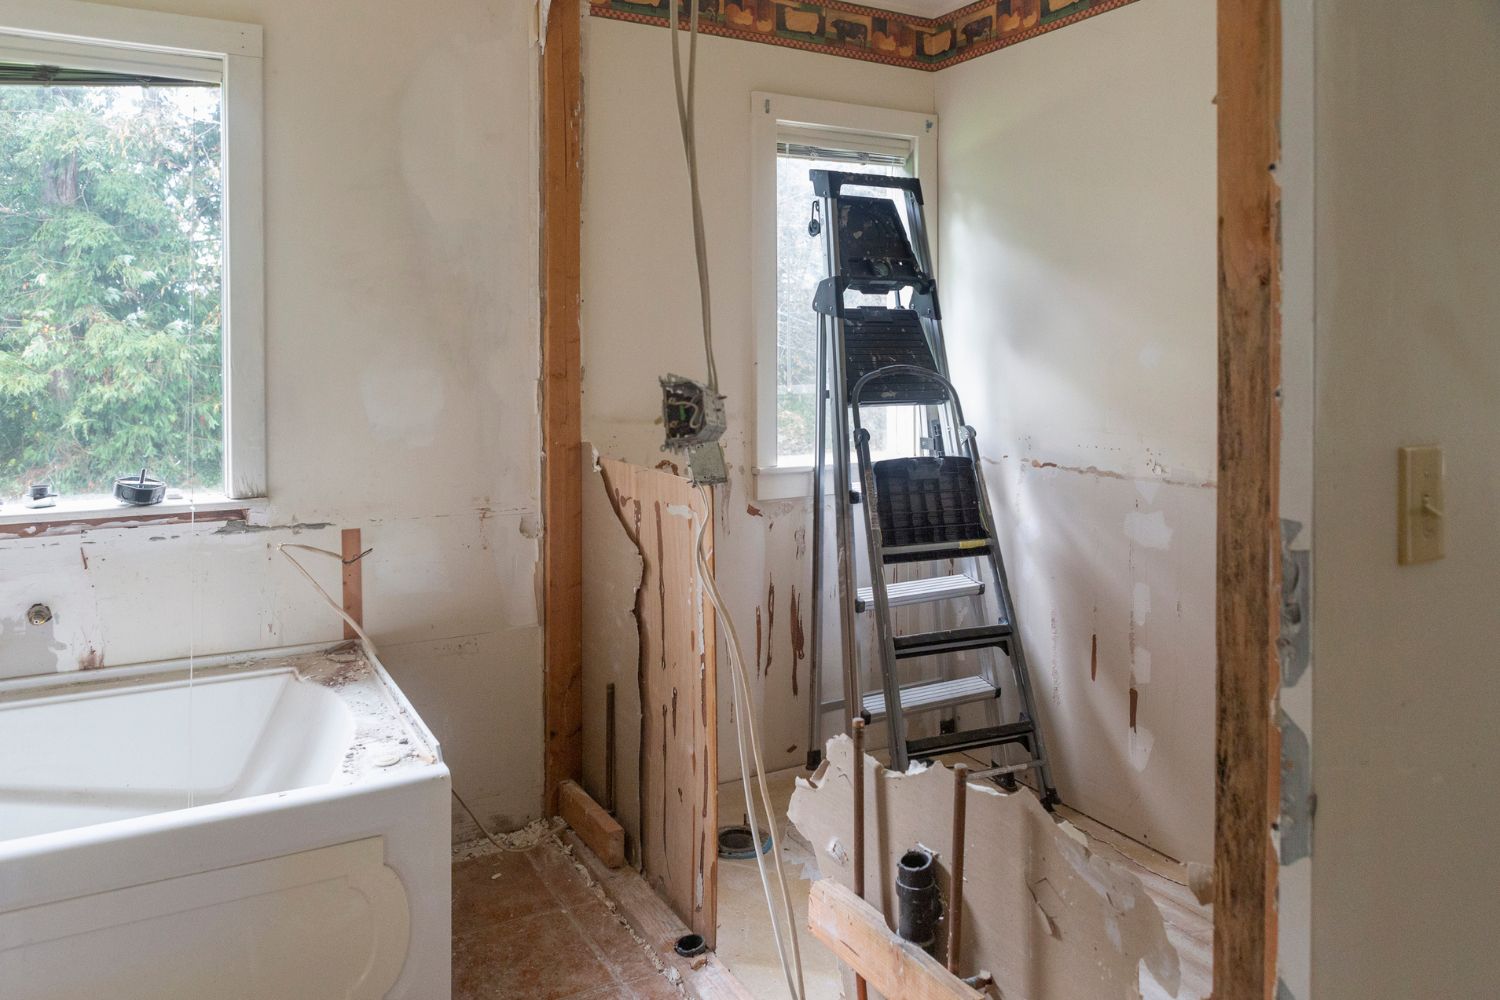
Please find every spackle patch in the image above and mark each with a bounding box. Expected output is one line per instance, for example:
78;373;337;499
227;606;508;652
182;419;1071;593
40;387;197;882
1124;510;1172;550
1128;723;1155;771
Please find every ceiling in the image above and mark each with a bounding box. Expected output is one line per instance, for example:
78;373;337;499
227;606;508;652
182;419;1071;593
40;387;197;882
867;0;961;18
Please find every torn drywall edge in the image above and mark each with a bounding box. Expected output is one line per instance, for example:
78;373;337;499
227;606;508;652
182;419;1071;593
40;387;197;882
582;447;646;863
1279;518;1310;688
790;736;1181;1000
1278;707;1313;865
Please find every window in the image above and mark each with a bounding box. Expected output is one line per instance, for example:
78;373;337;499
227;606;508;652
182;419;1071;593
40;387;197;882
0;1;264;515
751;94;937;500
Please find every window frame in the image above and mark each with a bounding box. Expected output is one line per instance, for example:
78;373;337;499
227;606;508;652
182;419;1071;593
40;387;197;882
750;92;937;501
0;0;265;506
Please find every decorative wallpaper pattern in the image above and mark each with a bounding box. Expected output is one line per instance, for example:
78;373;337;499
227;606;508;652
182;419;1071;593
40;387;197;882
588;0;1144;72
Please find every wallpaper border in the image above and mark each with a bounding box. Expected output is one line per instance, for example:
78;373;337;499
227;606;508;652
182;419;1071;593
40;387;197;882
587;0;1146;73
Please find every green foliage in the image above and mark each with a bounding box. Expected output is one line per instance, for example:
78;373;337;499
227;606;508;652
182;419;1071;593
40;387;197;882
0;84;223;497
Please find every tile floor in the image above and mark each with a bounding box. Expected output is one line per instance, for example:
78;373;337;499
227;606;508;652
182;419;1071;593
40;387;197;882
452;838;681;1000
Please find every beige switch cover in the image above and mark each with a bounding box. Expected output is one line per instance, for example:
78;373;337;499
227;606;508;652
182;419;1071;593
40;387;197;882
1398;445;1445;564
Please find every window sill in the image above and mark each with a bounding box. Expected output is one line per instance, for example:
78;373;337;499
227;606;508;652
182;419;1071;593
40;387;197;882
0;493;265;539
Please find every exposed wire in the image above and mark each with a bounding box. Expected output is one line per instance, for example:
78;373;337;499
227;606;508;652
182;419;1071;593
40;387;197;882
277;542;512;854
694;488;806;1000
669;0;718;393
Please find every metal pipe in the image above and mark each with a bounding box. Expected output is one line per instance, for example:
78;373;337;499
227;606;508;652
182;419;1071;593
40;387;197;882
948;764;969;974
605;683;617;814
895;846;940;953
851;718;868;1000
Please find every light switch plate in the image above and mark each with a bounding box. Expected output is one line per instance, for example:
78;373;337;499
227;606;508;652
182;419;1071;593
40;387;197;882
1398;445;1445;565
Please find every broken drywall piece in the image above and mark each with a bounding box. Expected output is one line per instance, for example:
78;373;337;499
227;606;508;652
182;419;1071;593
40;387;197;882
581;448;645;864
789;737;1181;1000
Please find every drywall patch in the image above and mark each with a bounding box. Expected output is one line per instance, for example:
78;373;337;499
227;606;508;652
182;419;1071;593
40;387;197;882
1278;707;1313;864
1124;509;1172;550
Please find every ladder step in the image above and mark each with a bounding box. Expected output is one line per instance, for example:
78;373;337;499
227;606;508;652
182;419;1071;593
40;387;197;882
882;539;991;564
860;676;999;721
843;308;947;406
908;721;1035;760
893;624;1012;660
855;574;984;612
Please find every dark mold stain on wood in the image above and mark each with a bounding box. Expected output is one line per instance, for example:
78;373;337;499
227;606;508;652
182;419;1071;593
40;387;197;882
746;503;763;518
1129;687;1139;731
755;607;763;678
1091;633;1098;681
764;578;775;678
789;586;805;697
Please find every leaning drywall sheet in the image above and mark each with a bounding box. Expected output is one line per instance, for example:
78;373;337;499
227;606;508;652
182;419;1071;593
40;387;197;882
789;736;1180;1000
596;456;718;946
581;448;645;862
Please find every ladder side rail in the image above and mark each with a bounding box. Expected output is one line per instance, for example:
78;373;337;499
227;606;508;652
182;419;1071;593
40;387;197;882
849;372;909;770
805;305;830;768
819;187;865;740
901;186;952;380
957;413;1060;803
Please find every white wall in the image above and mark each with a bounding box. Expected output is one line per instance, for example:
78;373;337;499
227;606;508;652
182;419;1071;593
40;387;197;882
934;0;1217;863
579;17;936;790
0;0;544;835
1313;2;1500;996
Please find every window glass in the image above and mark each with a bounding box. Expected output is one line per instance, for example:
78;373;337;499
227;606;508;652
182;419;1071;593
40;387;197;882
0;80;223;497
774;151;921;468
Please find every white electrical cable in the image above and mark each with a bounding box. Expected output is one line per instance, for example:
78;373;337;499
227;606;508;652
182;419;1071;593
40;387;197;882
694;490;807;1000
277;543;516;856
669;0;718;393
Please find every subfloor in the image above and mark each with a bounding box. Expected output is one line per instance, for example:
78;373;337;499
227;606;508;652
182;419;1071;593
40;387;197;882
716;759;1213;1000
452;834;681;1000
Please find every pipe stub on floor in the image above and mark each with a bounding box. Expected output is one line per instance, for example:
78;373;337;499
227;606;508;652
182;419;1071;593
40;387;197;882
674;933;708;958
717;824;772;860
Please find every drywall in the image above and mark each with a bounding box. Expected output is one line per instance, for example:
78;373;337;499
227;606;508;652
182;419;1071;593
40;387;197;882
1312;2;1500;996
933;0;1217;862
579;15;936;784
0;0;544;836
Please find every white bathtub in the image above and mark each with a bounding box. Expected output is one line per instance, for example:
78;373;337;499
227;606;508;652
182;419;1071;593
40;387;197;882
0;642;451;1000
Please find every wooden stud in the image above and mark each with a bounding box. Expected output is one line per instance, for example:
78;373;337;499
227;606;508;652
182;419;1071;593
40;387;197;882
340;527;363;641
948;763;968;975
1216;1;1282;999
559;779;626;869
851;718;869;1000
541;0;585;817
808;880;984;1000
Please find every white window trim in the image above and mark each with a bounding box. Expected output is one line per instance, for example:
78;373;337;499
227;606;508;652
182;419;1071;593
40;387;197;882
750;92;938;502
0;0;266;504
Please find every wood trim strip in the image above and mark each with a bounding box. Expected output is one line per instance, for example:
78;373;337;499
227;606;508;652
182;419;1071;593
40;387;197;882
1215;1;1282;998
341;527;364;641
0;506;247;540
542;0;586;816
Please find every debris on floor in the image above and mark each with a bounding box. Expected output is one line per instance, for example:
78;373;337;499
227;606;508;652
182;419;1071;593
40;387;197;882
789;736;1182;1000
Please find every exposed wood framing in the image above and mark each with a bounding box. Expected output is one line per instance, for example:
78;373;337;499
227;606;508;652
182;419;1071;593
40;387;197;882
597;458;718;946
808;880;984;1000
559;779;626;869
340;527;363;641
1215;1;1282;998
564;831;752;1000
541;0;585;817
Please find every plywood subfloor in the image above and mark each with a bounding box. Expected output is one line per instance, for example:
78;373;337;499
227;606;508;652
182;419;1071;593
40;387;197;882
716;761;1212;1000
716;768;844;999
452;838;681;1000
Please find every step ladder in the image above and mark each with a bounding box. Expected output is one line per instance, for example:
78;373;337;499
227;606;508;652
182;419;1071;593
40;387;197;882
803;170;1058;806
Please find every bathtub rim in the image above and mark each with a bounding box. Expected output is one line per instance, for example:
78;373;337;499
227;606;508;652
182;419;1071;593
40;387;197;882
0;640;447;864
